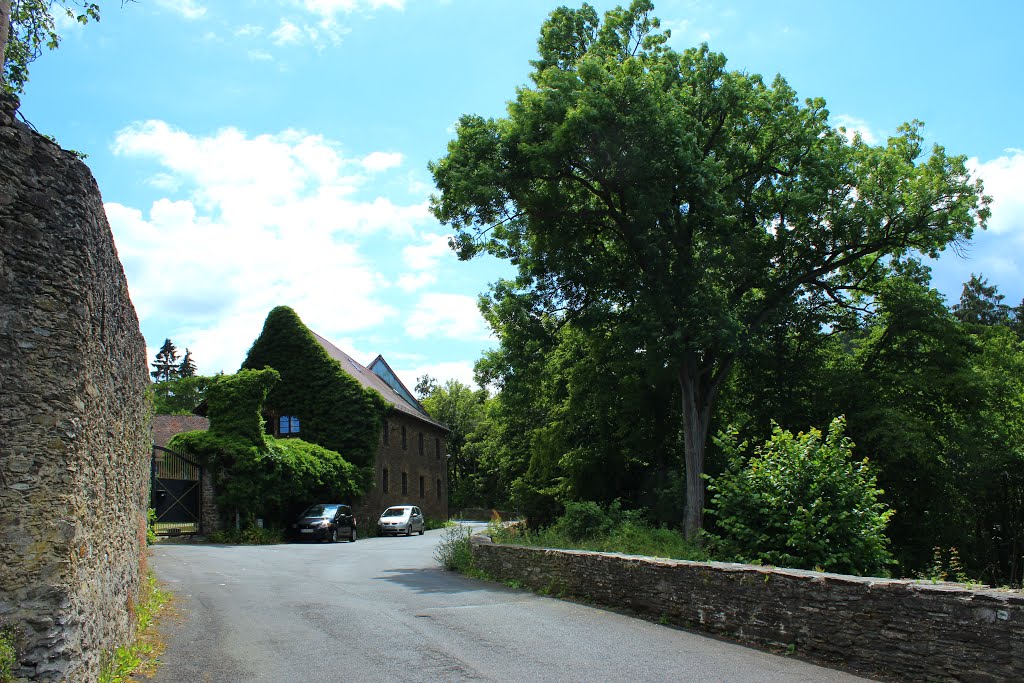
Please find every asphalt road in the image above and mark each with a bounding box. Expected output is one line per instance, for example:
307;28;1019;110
147;527;874;683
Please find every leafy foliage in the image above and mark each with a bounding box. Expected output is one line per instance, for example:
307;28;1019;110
241;306;385;469
420;379;488;509
0;623;15;683
2;1;102;95
492;502;708;562
706;417;894;576
431;0;989;538
150;375;210;415
434;523;475;572
170;368;363;529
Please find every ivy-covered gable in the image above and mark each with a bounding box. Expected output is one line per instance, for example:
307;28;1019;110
241;306;386;469
170;368;361;527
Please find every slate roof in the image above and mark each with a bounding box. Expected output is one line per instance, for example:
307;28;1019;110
311;332;447;432
152;414;210;448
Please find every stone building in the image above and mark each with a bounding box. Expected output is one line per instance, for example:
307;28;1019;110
311;334;449;524
160;316;450;529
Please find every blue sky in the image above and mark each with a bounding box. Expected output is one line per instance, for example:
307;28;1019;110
19;0;1024;385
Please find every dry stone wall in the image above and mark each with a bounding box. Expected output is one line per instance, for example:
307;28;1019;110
0;93;151;682
471;536;1024;682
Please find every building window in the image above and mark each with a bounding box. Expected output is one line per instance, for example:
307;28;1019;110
383;419;390;445
278;415;300;436
419;476;425;498
419;432;424;456
401;472;408;496
436;479;442;500
382;468;389;493
401;425;407;450
435;437;440;460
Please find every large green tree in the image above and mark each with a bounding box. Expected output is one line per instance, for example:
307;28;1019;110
419;378;488;509
430;1;989;538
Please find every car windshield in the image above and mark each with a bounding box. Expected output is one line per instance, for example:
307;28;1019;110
382;508;408;517
302;505;338;518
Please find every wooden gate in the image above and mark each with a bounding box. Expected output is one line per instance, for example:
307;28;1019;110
151;445;203;536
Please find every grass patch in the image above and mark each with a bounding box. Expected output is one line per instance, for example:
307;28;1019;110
491;519;709;562
0;623;17;683
98;572;172;683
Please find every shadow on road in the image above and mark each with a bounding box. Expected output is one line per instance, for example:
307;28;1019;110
375;566;501;595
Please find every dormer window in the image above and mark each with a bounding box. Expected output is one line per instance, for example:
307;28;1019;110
278;415;300;436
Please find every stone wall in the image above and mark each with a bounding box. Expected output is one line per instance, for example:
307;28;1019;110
0;94;151;681
471;536;1024;682
360;411;447;528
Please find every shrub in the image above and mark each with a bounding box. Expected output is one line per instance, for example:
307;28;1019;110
491;503;708;561
0;625;16;683
706;416;895;576
550;500;613;541
434;523;475;571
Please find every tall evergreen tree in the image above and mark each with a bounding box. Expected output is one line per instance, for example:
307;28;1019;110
151;338;180;383
952;274;1010;327
178;348;197;378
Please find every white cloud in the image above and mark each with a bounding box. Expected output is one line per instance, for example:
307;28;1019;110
832;115;879;145
396;272;437;292
155;0;207;20
108;120;434;375
302;0;406;18
362;151;403;172
248;49;274;62
968;149;1024;235
405;293;490;340
394;360;478;389
402;233;450;270
235;24;264;37
271;19;305;45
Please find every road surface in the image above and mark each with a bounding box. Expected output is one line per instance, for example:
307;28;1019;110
147;528;875;682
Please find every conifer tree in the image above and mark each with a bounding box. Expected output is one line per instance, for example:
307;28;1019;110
178;348;197;378
151;338;180;383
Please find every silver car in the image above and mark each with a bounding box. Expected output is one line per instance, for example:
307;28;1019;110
377;505;425;536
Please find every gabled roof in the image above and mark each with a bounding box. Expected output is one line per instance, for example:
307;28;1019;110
311;332;447;432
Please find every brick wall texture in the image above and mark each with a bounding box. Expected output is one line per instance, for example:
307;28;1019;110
471;536;1024;682
0;94;151;682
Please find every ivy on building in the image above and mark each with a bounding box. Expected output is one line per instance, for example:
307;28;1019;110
240;306;386;470
170;368;361;527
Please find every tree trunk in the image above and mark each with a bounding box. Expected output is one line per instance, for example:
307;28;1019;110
678;354;728;541
0;0;11;76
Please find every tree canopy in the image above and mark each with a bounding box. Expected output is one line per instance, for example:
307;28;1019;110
430;0;989;538
1;1;104;95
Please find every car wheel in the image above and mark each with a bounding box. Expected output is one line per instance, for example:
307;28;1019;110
406;525;412;537
350;527;357;542
419;526;424;535
330;528;338;543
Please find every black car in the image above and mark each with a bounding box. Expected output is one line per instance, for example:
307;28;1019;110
289;503;357;542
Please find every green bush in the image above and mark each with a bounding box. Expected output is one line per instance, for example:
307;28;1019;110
0;624;16;683
705;416;895;576
492;503;708;561
551;500;612;541
434;523;475;571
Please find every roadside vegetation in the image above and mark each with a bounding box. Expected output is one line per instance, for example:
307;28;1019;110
96;573;171;683
420;1;1023;586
